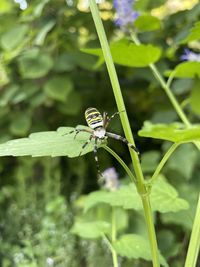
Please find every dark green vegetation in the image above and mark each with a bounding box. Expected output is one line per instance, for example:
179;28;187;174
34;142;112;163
0;0;200;266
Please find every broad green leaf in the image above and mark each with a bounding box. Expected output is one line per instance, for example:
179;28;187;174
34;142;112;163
0;126;104;157
138;121;200;142
84;176;189;213
44;76;73;102
18;49;53;78
71;221;110;239
134;14;161;32
9;114;31;136
54;53;76;72
114;234;168;267
181;21;200;43
0;0;13;13
58;91;82;115
82;41;162;67
150;176;189;212
190;79;200;115
34;20;55;46
0;25;28;50
166;62;200;78
0;85;19;107
161;183;199;230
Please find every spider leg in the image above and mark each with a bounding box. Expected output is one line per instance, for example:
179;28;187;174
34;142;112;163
106;132;139;154
93;138;103;178
104;110;125;128
79;134;93;156
63;127;92;139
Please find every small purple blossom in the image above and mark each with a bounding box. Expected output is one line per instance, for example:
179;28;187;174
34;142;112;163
180;49;200;62
102;167;120;191
113;0;139;30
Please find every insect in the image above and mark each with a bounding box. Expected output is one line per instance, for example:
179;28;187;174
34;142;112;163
68;107;139;177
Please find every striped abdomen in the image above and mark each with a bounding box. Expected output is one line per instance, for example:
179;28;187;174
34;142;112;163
85;107;103;129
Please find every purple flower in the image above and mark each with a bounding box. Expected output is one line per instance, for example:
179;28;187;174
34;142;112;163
180;49;200;62
102;167;120;191
113;0;139;30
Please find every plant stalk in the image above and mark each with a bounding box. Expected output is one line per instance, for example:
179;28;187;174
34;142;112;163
104;145;136;183
89;1;160;266
184;193;200;267
149;142;180;184
111;208;118;267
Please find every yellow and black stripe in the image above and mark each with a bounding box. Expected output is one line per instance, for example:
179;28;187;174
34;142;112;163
85;107;103;129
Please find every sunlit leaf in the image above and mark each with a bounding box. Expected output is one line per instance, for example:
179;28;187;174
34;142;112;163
114;234;168;267
34;20;55;46
181;21;200;43
166;62;200;78
84;176;189;213
0;126;104;157
138;121;200;142
0;25;28;50
82;41;162;67
134;15;161;32
71;221;110;239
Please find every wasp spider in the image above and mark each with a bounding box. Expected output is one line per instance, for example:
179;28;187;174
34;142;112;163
68;107;139;177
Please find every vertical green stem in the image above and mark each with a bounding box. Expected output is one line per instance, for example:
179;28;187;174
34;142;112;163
130;32;191;128
102;234;118;267
89;1;160;266
184;194;200;267
111;208;118;267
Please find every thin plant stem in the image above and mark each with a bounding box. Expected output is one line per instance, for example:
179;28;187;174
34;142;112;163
89;1;160;266
184;193;200;267
103;145;136;183
149;142;180;184
130;32;200;150
130;32;190;127
111;208;118;267
102;234;118;267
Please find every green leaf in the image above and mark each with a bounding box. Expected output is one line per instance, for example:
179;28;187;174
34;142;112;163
150;176;189;212
134;14;161;32
0;25;28;50
54;53;76;72
0;0;13;13
34;20;55;46
166;62;200;78
165;144;198;180
71;221;110;239
190;79;200;115
84;186;141;212
114;234;168;267
181;21;200;43
82;41;162;67
138;121;200;142
58;91;82;115
9;114;31;136
0;126;104;157
18;49;53;78
44;76;73;102
84;176;189;213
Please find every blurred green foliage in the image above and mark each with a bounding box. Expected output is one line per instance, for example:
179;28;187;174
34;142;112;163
0;0;200;266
